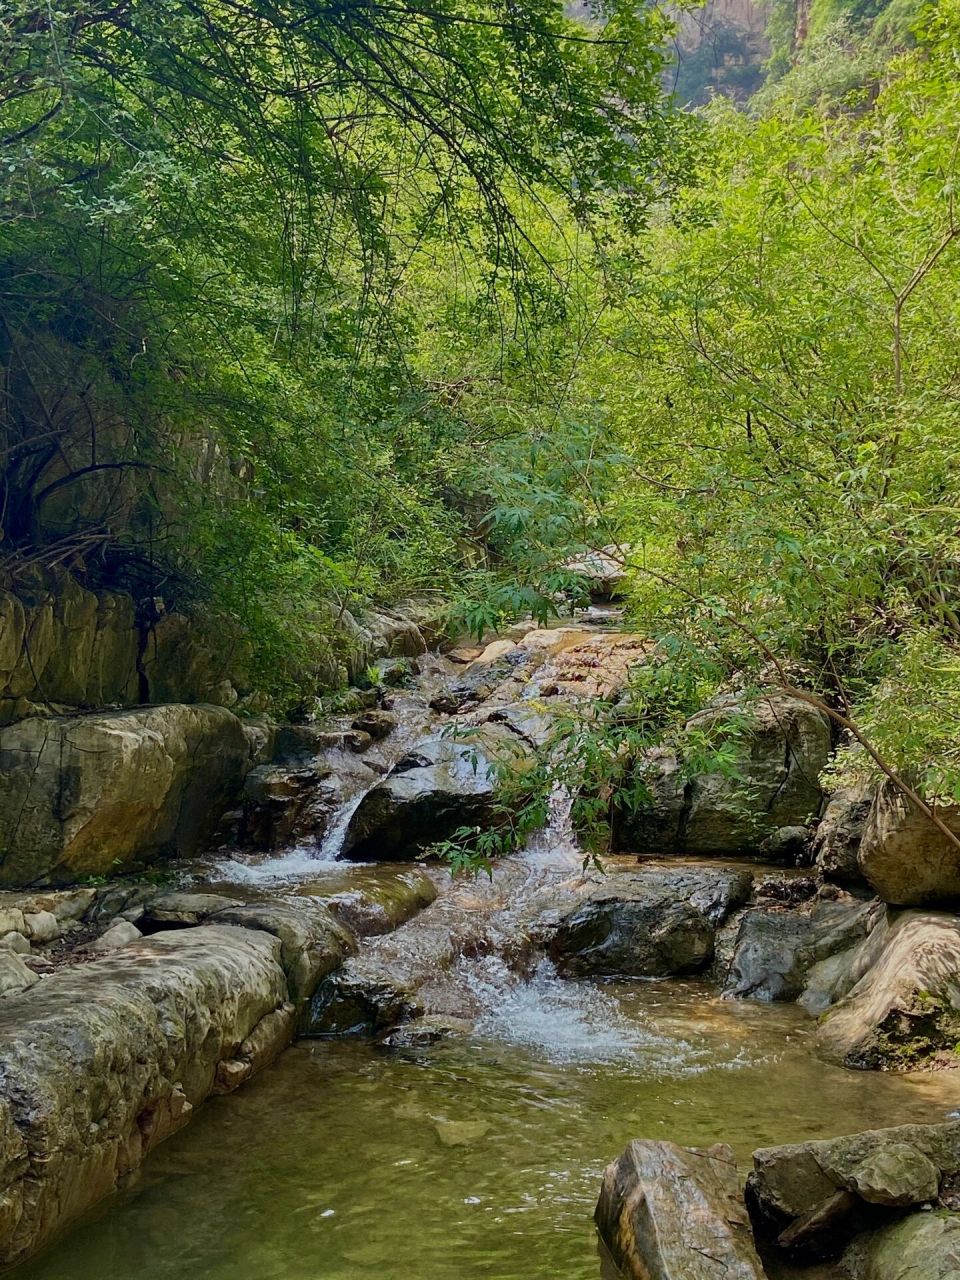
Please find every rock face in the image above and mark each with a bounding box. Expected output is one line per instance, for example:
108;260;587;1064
0;704;254;885
0;926;296;1267
340;725;531;861
815;910;960;1069
615;690;831;857
717;893;880;1003
595;1139;766;1280
549;863;753;977
0;567;139;724
746;1120;960;1260
858;781;960;906
561;545;626;600
812;782;874;885
238;760;337;851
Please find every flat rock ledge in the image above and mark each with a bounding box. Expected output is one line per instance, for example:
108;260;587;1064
595;1138;766;1280
0;918;352;1267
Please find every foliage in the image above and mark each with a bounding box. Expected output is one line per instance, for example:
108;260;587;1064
0;0;685;704
590;0;960;795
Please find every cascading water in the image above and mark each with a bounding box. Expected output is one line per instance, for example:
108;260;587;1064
13;624;960;1280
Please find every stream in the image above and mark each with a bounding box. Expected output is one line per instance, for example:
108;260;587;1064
12;980;957;1280
11;620;960;1279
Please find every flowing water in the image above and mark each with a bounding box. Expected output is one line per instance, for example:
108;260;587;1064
13;623;960;1280
13;980;960;1280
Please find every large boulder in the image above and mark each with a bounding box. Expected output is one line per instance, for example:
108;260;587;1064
339;725;533;861
845;1211;960;1279
596;1139;766;1280
615;690;831;857
812;782;875;886
815;910;960;1069
858;782;960;906
0;704;254;885
746;1121;960;1261
0;925;294;1267
238;760;338;851
548;863;753;977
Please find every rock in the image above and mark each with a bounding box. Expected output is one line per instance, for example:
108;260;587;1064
310;964;424;1036
447;646;483;665
313;866;439;938
813;783;874;885
0;953;39;996
746;1120;960;1260
548;863;753;978
0;933;29;955
23;911;58;944
0;925;294;1266
846;1211;960;1279
0;704;255;885
141;891;244;927
848;1145;940;1207
85;920;143;953
615;690;831;857
0;568;139;722
467;639;517;667
16;888;97;922
340;725;532;861
0;909;25;937
210;900;355;1007
815;910;960;1069
239;762;335;851
561;545;627;601
717;894;880;1003
434;1118;489;1147
595;1139;766;1280
858;781;960;906
351;709;398;740
381;1014;474;1048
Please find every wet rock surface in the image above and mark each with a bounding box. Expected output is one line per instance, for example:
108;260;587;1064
339;724;530;861
547;862;753;977
595;1138;766;1280
340;626;647;861
716;892;880;1004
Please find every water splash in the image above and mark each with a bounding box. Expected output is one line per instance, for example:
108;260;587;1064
465;956;718;1072
204;845;344;887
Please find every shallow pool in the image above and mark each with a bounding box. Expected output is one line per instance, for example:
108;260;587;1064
14;979;959;1280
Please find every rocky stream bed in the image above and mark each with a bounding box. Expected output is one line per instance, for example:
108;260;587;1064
0;612;958;1278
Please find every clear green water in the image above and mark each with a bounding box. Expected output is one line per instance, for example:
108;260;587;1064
14;980;960;1280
